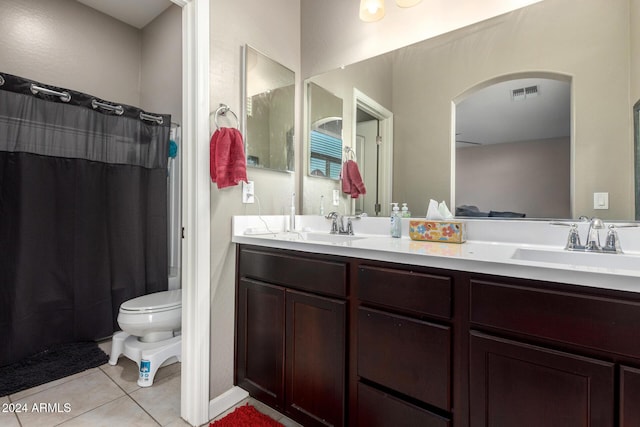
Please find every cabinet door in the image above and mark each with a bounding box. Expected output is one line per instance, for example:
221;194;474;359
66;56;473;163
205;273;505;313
470;331;614;427
286;289;346;427
620;365;640;427
236;279;285;410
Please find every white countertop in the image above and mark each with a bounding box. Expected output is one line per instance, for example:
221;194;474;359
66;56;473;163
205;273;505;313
232;215;640;294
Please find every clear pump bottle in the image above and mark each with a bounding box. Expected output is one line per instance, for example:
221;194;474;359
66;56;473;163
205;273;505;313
401;203;411;218
390;203;401;238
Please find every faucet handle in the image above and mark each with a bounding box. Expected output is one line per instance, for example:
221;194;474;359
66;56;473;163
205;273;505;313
604;225;623;253
565;223;583;250
346;218;354;235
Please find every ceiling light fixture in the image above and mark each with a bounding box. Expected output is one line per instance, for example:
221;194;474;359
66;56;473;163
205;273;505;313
359;0;386;22
360;0;422;22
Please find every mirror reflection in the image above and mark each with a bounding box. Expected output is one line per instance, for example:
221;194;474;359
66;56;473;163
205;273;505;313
302;0;635;220
243;45;295;172
308;82;343;179
455;76;571;219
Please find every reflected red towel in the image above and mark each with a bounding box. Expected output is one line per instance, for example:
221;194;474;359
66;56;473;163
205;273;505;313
209;127;248;189
341;160;366;198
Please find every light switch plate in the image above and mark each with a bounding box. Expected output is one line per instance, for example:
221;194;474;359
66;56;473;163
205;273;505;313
332;189;340;206
242;181;254;204
593;192;608;210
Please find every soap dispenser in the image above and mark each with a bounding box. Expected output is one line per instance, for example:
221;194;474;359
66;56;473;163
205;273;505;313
401;203;411;218
390;203;401;238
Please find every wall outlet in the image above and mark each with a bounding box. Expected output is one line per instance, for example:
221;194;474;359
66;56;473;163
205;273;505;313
593;192;608;210
242;181;255;204
332;189;340;206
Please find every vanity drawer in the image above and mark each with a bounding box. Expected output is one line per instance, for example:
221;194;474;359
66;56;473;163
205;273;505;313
239;247;347;298
358;265;451;319
357;382;450;427
357;307;451;410
471;279;640;358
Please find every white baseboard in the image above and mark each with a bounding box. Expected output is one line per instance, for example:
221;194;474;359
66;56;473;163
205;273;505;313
208;386;250;419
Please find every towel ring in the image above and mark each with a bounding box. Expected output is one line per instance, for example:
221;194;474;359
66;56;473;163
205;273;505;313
213;104;239;129
344;146;357;161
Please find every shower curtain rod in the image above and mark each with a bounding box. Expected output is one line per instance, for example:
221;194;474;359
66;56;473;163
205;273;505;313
30;84;71;102
1;73;169;127
140;112;164;125
92;99;124;115
91;100;164;125
26;82;166;125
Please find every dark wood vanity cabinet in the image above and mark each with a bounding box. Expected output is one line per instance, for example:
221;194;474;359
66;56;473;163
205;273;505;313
236;244;640;427
236;246;347;427
469;277;640;427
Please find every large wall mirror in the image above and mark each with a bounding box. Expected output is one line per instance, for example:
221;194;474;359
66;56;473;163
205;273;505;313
242;45;295;172
302;0;636;221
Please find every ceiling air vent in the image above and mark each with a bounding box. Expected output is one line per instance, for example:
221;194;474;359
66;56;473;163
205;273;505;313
511;85;539;101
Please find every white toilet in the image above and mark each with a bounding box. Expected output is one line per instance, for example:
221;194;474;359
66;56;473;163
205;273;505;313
109;289;182;387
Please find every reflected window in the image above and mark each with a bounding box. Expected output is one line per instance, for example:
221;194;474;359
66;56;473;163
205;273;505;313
307;82;343;180
310;117;342;179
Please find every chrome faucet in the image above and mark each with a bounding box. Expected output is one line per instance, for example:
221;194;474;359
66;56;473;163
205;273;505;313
325;212;356;235
564;217;624;253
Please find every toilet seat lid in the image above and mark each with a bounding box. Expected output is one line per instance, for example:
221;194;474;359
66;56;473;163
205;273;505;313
120;290;182;313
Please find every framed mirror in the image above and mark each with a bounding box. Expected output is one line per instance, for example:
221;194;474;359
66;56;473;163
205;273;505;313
242;45;295;172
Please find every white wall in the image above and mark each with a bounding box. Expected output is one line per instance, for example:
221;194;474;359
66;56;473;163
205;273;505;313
0;0;142;106
0;0;181;118
141;5;183;123
208;0;300;399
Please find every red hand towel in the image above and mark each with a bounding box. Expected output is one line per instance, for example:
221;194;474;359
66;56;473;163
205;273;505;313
210;127;248;189
341;160;366;199
341;161;352;195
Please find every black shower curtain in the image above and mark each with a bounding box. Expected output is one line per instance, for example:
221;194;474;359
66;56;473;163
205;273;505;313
0;72;170;367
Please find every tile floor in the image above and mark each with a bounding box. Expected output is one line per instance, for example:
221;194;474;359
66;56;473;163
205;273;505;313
0;341;300;427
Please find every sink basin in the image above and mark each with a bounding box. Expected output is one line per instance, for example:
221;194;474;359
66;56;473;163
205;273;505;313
511;248;640;270
302;232;368;244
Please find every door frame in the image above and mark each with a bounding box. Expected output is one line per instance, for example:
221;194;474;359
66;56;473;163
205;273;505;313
173;0;211;425
352;88;394;217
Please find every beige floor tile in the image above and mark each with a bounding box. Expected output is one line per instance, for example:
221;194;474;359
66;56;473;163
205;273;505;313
9;367;100;401
164;416;194;427
97;339;112;356
13;370;125;427
101;358;182;394
278;415;304;427
130;375;181;426
58;395;159;427
0;395;21;427
248;397;287;421
99;358;141;394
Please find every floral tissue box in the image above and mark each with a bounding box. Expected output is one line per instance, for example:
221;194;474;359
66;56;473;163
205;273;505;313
409;220;467;244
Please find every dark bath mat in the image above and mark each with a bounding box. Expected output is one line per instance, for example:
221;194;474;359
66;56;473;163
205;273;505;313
0;341;109;397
